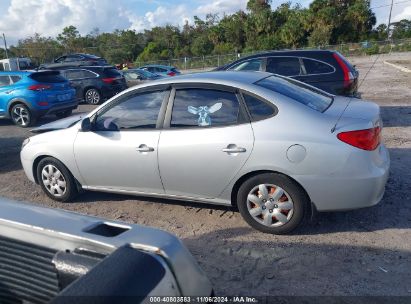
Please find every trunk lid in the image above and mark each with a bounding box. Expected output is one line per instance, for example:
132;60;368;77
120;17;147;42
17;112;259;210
326;96;381;130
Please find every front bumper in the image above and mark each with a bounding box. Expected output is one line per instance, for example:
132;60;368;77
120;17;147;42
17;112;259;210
295;145;390;212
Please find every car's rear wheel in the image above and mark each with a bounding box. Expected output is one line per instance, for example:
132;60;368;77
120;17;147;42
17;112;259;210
237;173;308;234
55;109;72;119
84;88;101;105
36;157;78;202
10;104;34;127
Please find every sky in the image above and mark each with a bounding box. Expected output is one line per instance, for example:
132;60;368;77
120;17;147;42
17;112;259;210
0;0;410;46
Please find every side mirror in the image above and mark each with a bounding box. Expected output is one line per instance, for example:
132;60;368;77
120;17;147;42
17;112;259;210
80;117;91;132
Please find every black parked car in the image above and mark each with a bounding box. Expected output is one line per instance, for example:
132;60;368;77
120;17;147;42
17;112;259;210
216;50;359;97
40;53;108;69
48;66;127;104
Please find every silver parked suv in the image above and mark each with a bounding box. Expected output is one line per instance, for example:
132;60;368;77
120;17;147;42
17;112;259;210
21;71;390;234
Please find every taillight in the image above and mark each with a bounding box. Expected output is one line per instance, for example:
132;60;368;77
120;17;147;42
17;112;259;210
28;84;51;91
102;78;117;84
37;101;49;106
167;71;176;76
337;127;381;151
333;53;353;88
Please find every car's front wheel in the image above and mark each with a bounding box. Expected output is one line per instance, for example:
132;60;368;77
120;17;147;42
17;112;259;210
84;88;101;105
10;103;35;127
237;173;308;234
36;157;78;202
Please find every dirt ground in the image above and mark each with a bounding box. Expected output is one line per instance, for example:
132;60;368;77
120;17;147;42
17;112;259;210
0;52;410;297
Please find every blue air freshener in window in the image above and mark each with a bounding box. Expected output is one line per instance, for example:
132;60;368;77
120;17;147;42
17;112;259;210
188;103;222;126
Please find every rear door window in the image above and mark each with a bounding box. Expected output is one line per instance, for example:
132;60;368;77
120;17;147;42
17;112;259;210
255;76;333;112
64;70;83;80
266;57;302;76
231;59;263;71
303;59;334;74
0;75;12;86
171;89;240;128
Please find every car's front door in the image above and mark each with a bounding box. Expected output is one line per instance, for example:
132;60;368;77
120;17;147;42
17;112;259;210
158;87;254;199
74;88;169;194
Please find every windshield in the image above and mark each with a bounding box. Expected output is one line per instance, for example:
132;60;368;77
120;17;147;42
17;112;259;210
255;76;333;112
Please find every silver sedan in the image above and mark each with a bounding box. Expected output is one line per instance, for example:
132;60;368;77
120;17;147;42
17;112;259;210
20;71;390;234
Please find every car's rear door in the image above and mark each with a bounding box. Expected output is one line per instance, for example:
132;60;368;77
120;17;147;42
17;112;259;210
74;87;169;193
158;85;254;199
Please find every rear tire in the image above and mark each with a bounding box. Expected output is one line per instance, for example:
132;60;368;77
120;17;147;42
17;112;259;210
36;157;78;202
10;103;35;127
237;173;308;234
84;88;101;105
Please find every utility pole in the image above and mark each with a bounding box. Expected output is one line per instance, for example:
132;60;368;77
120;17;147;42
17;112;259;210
2;33;8;59
387;0;394;40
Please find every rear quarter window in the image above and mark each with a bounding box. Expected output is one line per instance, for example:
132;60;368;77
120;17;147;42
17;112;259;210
30;72;66;83
243;93;276;121
255;76;333;112
303;59;334;74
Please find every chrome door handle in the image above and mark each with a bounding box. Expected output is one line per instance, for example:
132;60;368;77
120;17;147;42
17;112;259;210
222;145;246;153
136;144;154;153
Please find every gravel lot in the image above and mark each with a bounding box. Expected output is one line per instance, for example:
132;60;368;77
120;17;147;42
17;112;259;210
0;52;410;296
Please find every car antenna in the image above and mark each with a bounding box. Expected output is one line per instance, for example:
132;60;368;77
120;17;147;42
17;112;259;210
331;53;381;133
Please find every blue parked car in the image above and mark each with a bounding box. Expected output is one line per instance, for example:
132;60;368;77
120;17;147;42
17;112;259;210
139;64;181;77
0;70;77;127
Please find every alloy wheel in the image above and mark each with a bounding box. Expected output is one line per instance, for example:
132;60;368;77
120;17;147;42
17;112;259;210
85;89;100;104
11;105;30;126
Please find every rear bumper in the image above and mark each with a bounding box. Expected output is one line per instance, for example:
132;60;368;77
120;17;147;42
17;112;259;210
32;99;78;117
295;145;390;211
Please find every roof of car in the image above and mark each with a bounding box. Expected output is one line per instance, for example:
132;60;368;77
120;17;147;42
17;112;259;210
0;70;58;75
133;71;272;87
139;64;176;69
217;49;337;70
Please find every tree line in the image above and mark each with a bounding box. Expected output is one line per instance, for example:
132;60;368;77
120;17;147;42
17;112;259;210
3;0;411;65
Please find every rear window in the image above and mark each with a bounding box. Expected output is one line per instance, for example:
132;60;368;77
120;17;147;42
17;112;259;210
104;68;122;77
30;72;66;83
171;68;180;73
255;76;333;112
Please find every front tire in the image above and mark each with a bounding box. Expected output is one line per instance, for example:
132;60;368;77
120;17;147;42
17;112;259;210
10;103;35;127
36;157;78;202
237;173;308;234
84;88;101;105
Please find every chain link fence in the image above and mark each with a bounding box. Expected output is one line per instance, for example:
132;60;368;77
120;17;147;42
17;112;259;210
134;38;411;71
